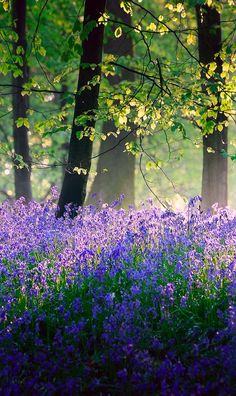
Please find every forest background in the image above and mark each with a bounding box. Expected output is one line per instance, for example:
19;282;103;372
0;0;235;211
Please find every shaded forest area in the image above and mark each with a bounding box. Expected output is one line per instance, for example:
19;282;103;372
0;0;235;211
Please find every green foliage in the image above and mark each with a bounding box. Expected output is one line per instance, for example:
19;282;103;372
80;20;96;41
16;117;30;128
0;0;235;203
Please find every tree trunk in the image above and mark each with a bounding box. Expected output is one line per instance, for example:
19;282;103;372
196;4;228;210
87;0;135;208
57;0;106;217
60;83;70;180
12;0;32;201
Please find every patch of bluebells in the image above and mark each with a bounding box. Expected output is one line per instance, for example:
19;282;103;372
0;194;235;395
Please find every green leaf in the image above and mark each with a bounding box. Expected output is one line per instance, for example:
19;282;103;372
114;26;122;38
74;44;83;55
72;19;82;33
76;131;83;140
42;125;69;137
13;68;23;78
16;117;29;128
120;1;132;14
81;20;96;41
16;46;24;55
75;114;91;126
38;46;46;57
171;121;187;139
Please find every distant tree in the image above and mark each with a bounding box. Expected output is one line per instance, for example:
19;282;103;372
57;0;107;217
88;0;135;208
196;4;228;210
12;0;32;201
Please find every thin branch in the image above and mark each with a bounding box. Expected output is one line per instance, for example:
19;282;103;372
0;83;75;96
110;62;171;96
30;0;49;55
139;143;167;209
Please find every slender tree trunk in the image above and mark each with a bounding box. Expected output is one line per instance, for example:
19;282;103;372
87;0;135;208
196;5;227;210
12;0;32;201
57;0;106;217
60;83;69;180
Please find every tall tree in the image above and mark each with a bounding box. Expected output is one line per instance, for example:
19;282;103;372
57;0;107;217
12;0;32;201
196;4;228;210
60;83;69;180
87;0;135;208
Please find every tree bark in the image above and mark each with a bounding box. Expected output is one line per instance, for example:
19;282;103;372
87;0;135;208
60;83;70;180
196;4;228;210
12;0;32;201
57;0;106;217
